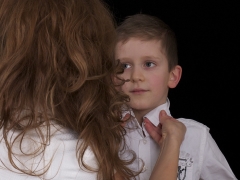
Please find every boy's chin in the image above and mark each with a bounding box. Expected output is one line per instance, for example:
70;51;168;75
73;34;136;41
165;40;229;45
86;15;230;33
130;105;152;112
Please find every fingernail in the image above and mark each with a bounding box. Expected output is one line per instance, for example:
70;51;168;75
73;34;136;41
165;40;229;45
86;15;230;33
160;110;166;116
143;117;149;124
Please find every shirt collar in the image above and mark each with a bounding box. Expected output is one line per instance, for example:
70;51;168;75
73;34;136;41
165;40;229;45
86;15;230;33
123;98;171;127
143;98;171;127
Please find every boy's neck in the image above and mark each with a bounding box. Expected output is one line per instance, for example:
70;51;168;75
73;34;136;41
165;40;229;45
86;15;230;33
132;100;168;124
132;109;151;125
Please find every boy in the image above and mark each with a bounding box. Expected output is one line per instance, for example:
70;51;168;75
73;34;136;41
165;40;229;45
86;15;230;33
115;14;237;180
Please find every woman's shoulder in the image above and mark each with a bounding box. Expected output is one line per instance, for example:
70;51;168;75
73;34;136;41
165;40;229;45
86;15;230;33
45;124;98;179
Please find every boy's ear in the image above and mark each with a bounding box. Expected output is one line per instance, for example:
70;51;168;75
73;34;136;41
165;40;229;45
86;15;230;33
168;65;182;88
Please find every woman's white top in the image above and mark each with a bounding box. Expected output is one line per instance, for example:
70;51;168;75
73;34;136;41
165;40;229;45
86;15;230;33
0;123;98;180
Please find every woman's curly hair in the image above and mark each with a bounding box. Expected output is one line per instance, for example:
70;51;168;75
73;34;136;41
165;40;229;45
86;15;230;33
0;0;136;179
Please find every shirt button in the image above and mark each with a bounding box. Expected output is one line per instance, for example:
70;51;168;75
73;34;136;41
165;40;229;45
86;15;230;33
143;139;147;144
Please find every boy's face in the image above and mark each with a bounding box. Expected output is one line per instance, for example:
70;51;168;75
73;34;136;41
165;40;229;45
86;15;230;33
115;38;181;117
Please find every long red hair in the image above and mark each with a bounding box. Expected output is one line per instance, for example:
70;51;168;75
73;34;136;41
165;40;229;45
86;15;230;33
0;0;135;179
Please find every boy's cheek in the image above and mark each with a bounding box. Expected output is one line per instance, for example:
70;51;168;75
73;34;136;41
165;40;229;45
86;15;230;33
117;84;127;92
115;83;122;91
113;76;126;91
120;85;129;94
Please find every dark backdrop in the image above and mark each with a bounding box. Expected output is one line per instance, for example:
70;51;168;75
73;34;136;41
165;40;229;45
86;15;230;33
105;0;240;178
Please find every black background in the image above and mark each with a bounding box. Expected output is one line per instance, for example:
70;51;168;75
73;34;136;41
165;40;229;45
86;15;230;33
105;0;239;178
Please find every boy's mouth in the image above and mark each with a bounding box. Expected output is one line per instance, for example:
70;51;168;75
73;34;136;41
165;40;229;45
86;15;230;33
130;88;148;94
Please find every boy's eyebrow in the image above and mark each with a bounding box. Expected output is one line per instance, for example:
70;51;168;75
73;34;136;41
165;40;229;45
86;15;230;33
142;55;162;60
116;57;132;61
116;56;163;62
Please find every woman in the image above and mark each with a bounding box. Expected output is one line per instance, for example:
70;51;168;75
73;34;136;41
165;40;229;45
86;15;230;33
0;0;185;179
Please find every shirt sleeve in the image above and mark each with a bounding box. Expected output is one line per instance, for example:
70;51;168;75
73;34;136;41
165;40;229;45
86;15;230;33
200;132;237;180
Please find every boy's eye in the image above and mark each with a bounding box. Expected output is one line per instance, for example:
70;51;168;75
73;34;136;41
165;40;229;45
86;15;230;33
122;63;131;69
145;62;155;67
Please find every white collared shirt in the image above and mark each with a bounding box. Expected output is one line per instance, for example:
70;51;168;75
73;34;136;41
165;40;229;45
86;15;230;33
122;99;237;180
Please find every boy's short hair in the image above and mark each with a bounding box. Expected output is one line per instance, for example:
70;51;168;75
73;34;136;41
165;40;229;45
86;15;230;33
116;14;178;71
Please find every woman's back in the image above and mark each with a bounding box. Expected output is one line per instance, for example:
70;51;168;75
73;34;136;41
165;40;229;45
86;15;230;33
0;123;98;179
0;0;133;179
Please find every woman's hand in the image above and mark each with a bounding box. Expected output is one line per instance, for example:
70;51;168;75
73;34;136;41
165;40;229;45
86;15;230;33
143;110;186;180
144;110;186;149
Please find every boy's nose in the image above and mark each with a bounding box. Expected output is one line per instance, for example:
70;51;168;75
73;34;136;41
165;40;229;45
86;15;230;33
130;67;144;82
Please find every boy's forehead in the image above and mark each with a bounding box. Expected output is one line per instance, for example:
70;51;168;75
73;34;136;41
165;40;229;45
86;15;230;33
116;37;166;55
115;38;168;61
117;37;162;46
